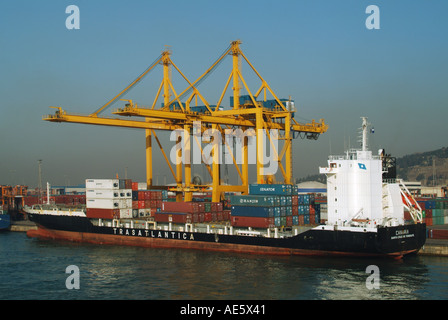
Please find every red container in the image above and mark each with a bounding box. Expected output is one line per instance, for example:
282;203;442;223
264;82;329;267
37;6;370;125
286;216;293;227
211;212;218;222
298;215;304;225
132;182;139;191
204;212;212;222
154;212;192;224
138;200;145;209
132;201;138;209
417;201;426;209
425;217;433;226
198;213;205;223
309;214;315;225
86;208;119;219
162;201;200;213
150;200;157;208
211;202;223;212
156;200;162;209
217;211;223;221
151;191;162;200
426;209;433;218
404;211;412;221
223;210;230;221
309;205;315;215
231;216;274;228
144;200;151;208
429;229;448;239
292;195;298;206
138;191;145;200
292;206;298;216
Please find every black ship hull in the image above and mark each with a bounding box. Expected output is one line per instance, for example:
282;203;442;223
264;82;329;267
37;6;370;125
27;213;426;258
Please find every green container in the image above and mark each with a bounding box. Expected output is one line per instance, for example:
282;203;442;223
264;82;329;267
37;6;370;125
433;209;443;217
280;217;287;226
204;202;211;212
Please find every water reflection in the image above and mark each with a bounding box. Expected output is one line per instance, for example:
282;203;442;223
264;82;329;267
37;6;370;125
3;233;447;300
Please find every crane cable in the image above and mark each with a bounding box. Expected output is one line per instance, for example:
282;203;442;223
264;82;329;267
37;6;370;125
92;54;163;116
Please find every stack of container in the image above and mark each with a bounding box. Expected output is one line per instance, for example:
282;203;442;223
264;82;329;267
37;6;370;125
130;190;163;218
417;198;448;226
157;201;202;224
85;179;133;219
230;184;322;229
157;201;229;224
230;185;284;228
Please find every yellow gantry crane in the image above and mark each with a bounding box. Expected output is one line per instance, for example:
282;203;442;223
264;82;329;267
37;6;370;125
44;40;328;202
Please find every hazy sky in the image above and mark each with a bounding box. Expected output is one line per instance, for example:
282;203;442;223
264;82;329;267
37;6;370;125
1;0;447;187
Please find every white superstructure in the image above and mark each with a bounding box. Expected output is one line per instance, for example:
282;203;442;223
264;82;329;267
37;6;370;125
319;117;422;230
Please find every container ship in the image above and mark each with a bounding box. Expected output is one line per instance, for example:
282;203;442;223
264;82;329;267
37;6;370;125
26;118;426;258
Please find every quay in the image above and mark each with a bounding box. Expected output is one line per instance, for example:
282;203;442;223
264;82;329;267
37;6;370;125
8;221;448;257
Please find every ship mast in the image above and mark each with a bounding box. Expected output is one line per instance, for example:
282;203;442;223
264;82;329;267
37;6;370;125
361;116;368;152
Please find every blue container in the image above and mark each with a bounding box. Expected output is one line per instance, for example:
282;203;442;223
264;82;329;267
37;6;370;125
280;196;287;206
274;217;281;227
274;196;280;206
298;205;309;215
304;214;310;225
292;215;299;226
230;195;275;206
231;206;274;217
274;207;281;217
285;206;292;216
0;213;10;230
249;184;292;195
280;207;286;217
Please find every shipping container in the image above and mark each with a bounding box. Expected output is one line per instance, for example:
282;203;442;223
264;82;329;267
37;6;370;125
119;208;133;219
292;206;298;216
86;208;119;219
292;215;299;226
161;202;202;213
230;195;275;206
86;189;131;199
211;202;223;212
231;216;274;228
86;198;131;209
154;212;192;224
249;184;292;195
86;179;120;190
231;205;274;217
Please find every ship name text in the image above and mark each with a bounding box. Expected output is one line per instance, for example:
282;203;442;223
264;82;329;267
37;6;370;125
112;228;195;240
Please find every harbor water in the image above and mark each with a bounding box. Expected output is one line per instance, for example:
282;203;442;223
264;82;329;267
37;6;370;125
1;232;447;300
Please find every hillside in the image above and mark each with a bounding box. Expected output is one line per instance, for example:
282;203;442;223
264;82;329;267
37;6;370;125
296;147;448;186
397;147;448;186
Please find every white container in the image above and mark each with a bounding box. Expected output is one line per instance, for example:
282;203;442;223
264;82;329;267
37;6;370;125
86;198;132;209
86;189;120;199
120;199;132;209
86;189;132;200
86;179;120;190
137;182;147;190
119;209;133;219
86;198;120;209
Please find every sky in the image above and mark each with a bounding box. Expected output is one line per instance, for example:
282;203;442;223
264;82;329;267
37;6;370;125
1;0;447;188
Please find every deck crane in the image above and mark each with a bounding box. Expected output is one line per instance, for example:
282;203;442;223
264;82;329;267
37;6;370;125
43;40;328;202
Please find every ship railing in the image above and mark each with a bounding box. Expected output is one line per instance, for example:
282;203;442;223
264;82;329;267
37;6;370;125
398;179;423;223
